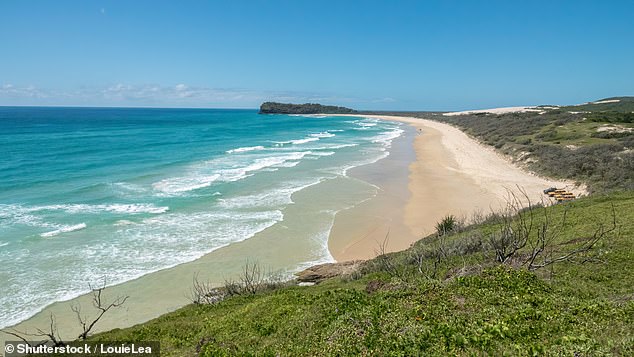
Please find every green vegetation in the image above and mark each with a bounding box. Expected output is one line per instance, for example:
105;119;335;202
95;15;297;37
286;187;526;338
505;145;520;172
88;192;634;355
559;97;634;113
435;214;458;236
391;98;634;192
259;102;356;114
586;111;634;124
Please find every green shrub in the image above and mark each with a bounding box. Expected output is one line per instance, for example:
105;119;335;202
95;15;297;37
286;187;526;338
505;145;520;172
436;215;457;236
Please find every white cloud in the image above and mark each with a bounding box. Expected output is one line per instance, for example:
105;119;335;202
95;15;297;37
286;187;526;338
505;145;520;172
0;83;396;108
0;83;48;98
373;97;396;103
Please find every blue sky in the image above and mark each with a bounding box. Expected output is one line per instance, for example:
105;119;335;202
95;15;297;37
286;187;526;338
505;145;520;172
1;0;633;110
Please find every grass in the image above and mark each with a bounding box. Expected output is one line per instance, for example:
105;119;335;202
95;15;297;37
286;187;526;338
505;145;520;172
86;191;634;356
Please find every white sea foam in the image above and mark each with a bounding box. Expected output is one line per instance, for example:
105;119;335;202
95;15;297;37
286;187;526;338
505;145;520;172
151;152;313;195
290;137;320;145
31;203;169;215
218;192;293;210
310;132;336;138
0;242;8;248
346;119;379;129
272;161;301;168
324;148;391;177
319;143;358;150
0;203;167;234
217;179;323;209
218;152;312;181
274;131;334;146
226;145;265;154
1;207;285;328
309;151;335;157
40;223;87;238
152;174;220;195
0;205;55;229
289;114;329;118
371;128;404;146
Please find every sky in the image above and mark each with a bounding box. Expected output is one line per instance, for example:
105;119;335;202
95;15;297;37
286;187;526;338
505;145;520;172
1;0;633;111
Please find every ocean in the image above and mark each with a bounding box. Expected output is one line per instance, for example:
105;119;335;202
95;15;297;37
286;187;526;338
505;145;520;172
0;107;404;328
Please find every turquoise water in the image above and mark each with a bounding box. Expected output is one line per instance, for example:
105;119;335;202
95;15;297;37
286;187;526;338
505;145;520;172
0;107;404;328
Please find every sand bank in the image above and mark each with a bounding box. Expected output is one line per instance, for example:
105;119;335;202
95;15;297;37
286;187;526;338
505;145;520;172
328;114;584;261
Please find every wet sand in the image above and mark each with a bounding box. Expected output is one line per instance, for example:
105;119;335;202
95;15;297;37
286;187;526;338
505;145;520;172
329;125;417;260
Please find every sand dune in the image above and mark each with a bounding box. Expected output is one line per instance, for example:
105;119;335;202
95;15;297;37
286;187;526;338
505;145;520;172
443;106;542;116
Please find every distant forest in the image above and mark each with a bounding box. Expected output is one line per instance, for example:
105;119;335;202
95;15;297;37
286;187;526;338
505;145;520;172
259;102;356;114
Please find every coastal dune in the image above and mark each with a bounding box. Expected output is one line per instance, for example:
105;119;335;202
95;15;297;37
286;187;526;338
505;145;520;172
328;114;583;261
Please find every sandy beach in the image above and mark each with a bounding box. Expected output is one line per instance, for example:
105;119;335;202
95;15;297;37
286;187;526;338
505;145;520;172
328;114;584;261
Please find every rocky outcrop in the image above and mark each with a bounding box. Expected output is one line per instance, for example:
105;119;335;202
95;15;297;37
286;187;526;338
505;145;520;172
295;260;363;284
259;102;356;115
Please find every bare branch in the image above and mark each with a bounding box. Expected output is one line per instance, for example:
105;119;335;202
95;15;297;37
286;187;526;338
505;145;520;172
373;231;402;278
488;188;535;264
75;278;129;340
3;279;129;346
28;314;65;347
187;272;225;304
527;204;617;270
1;328;49;347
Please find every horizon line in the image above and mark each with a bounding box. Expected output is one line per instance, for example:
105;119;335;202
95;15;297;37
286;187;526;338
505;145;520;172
0;104;446;113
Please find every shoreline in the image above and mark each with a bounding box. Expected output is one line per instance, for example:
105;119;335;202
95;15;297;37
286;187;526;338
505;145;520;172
327;114;585;261
2;113;584;345
328;124;417;261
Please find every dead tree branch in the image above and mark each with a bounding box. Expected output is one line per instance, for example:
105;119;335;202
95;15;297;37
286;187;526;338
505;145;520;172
2;279;128;346
73;279;129;340
489;188;535;264
526;203;617;270
1;313;64;347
